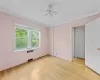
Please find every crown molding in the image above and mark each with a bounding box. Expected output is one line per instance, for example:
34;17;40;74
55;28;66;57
0;7;51;28
0;6;99;28
54;11;100;27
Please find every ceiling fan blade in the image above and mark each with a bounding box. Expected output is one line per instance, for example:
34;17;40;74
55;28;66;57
48;4;52;10
51;11;58;14
44;13;49;16
49;13;53;17
41;4;58;17
41;10;47;12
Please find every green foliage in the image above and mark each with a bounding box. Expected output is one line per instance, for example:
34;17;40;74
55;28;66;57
16;28;27;37
15;27;39;49
32;31;39;47
16;37;27;49
16;28;27;49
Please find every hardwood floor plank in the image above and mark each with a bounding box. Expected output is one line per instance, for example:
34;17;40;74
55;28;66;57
72;58;85;65
0;56;100;80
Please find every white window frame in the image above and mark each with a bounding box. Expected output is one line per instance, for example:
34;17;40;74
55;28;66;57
14;24;40;52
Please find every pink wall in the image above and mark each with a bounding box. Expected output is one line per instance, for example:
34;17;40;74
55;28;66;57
49;12;100;61
0;11;100;71
0;12;49;71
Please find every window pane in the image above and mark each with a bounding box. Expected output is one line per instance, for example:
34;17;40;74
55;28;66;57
16;28;27;37
32;31;39;47
16;37;27;49
15;27;28;50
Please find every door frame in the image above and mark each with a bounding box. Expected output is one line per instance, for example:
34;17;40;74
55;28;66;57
72;25;85;59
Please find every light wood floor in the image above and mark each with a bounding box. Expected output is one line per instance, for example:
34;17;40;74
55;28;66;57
0;55;100;80
72;58;85;65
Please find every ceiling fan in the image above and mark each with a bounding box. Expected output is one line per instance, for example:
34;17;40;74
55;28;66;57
41;4;58;17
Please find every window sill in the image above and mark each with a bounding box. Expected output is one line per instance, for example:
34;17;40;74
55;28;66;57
14;47;39;52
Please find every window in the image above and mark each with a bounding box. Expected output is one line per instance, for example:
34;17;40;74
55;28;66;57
31;30;40;48
15;24;40;51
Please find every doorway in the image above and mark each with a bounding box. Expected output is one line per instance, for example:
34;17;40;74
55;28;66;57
72;25;85;64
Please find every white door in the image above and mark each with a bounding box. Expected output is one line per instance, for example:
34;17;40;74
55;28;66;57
74;26;85;59
85;18;100;74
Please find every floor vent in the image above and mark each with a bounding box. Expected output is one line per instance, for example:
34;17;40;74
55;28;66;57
28;59;33;62
27;50;34;53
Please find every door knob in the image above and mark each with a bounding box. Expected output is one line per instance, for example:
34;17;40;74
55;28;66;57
97;48;100;50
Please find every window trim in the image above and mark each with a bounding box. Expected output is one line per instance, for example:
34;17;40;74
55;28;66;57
14;24;40;52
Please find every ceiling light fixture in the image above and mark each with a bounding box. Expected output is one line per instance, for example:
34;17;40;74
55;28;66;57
41;4;58;17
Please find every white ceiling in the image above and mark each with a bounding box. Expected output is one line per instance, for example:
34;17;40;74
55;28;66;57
0;0;100;27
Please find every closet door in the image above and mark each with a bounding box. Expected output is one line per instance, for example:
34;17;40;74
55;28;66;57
74;26;85;59
85;18;100;74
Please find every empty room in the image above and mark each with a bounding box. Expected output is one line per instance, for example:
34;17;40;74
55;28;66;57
0;0;100;80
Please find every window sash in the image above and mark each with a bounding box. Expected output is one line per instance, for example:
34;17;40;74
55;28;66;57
31;31;40;48
15;27;28;50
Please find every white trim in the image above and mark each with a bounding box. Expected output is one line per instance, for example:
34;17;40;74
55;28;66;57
15;24;40;31
71;25;85;60
14;47;39;52
54;11;100;27
39;32;41;48
72;27;75;58
0;7;99;27
0;7;50;27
